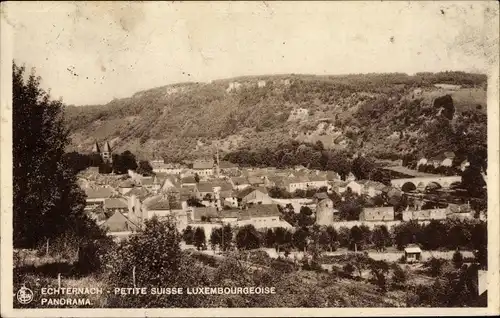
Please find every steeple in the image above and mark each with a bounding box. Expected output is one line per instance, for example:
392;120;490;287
91;140;100;153
103;141;112;153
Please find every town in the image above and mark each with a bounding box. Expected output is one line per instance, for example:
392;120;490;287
73;138;488;305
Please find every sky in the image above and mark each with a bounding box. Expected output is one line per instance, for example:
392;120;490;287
3;1;499;106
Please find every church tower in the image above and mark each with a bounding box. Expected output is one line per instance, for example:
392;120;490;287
102;141;113;163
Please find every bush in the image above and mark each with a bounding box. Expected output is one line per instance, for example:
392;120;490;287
391;264;407;289
343;263;355;277
426;257;447;277
77;237;116;275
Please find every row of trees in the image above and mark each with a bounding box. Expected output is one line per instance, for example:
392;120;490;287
223;141;391;184
63;150;154;175
181;219;486;268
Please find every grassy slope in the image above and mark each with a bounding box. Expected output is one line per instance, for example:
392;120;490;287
64;72;487;161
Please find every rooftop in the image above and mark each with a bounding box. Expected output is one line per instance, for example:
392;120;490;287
104;198;128;210
193;160;214;170
85;187;114;200
404;246;422;253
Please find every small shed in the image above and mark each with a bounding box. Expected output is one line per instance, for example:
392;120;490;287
404;246;422;263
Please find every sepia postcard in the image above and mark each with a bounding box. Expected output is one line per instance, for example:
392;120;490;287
1;1;499;317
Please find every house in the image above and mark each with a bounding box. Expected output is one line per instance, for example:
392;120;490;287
158;174;180;192
460;160;470;171
237;204;292;229
118;179;135;195
284;176;309;192
181;176;198;187
192;206;219;222
247;176;265;187
359;180;386;197
340;180;363;195
101;210;140;233
140;176;161;192
126;194;147;229
179;186;199;202
417;157;428;167
103;198;129;215
192;159;214;178
441;152;455;167
402;208;447;221
446;203;474;220
84;187;115;210
404;246;422;263
263;175;284;188
230;177;251;190
315;198;337;226
429;154;447;168
330;180;349;194
257;80;266;88
308;175;329;189
151;162;184;174
359;207;394;222
313;192;329;202
284;174;327;193
325;171;341;181
123;187;150;201
219;161;239;175
241;187;274;206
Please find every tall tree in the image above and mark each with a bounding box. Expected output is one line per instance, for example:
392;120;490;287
235;225;261;250
137;160;154;176
193;227;206;250
12;63;105;248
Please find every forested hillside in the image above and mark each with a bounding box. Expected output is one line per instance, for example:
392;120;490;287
64;72;487;163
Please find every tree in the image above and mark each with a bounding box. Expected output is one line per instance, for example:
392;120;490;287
62;152;91;173
264;229;275;248
428;257;446;277
319;226;338;252
349;226;364;251
343;263;355;277
106;216;187;307
209;228;221;251
391;264;407;288
452;250;464;269
235;225;261;250
461;165;486;198
220;224;233;251
351;156;375;180
187;197;205;207
293;227;309;252
182;226;194;245
193;227;206;250
194;173;200;183
137;160;154;176
370;260;390;292
372;225;390;252
12;62;106;248
338;197;364;221
300;206;313;216
112;151;138;174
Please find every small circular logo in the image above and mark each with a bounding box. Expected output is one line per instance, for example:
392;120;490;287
17;286;33;305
